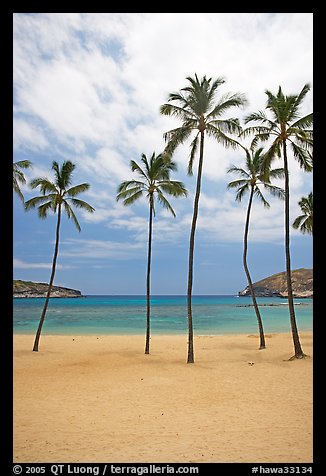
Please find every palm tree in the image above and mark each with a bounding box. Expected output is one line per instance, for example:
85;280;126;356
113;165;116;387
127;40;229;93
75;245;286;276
243;84;313;359
13;159;32;202
117;153;187;355
227;146;285;349
160;74;247;363
25;160;95;351
293;192;313;235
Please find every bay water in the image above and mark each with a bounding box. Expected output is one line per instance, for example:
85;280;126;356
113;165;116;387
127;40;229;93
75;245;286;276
13;295;313;335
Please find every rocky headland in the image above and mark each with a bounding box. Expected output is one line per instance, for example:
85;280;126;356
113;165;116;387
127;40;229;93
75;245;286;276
13;280;83;298
238;268;313;298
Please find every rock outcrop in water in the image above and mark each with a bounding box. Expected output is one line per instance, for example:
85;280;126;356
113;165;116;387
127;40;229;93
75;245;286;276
13;280;82;298
238;268;313;298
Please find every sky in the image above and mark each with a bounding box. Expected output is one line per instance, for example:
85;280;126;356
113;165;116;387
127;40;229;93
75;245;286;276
13;12;313;295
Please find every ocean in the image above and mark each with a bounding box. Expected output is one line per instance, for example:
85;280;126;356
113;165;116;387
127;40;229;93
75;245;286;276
13;295;313;335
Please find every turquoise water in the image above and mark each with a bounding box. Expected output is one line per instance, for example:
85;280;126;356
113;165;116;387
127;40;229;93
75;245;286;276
13;295;313;335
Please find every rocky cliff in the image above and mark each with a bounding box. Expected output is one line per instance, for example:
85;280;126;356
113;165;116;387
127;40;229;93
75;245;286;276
13;280;82;298
238;268;313;298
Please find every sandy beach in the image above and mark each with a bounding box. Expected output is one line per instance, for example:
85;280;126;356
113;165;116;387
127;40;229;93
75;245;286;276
13;332;313;463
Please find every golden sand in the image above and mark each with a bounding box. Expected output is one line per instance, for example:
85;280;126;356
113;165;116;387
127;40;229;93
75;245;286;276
13;332;313;463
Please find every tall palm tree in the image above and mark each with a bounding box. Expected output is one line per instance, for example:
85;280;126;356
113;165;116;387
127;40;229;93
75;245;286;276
227;146;285;349
116;152;187;355
293;192;313;235
160;74;247;363
13;159;32;202
243;84;313;359
25;160;95;352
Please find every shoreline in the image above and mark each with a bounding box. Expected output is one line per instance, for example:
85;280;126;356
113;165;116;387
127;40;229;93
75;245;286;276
14;332;313;463
13;328;313;337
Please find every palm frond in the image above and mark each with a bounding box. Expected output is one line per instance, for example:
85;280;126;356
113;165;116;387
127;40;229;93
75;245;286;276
254;187;270;208
262;139;282;172
29;178;57;194
160;103;196;121
227;166;250;179
234;184;249;202
290;141;313;171
120;190;144;206
13;168;26;185
158;180;188;198
63;202;81;232
13;160;32;201
262;183;285;200
66;183;90;197
291;84;311;116
52;160;75;190
37;201;55;219
290;113;313;130
289;129;313;148
251;132;276;151
206;124;241;149
141;153;151;176
292;215;306;232
130;160;148;180
208;118;242;136
207;93;247;119
148;154;170;181
161;157;178;173
117;180;145;196
156;190;176;217
244;111;275;127
292;214;313;235
69;198;95;213
227;179;250;190
268;168;285;180
292;193;313;235
13;179;25;202
163;126;193;157
240;125;273;139
14;159;32;169
25;195;53;210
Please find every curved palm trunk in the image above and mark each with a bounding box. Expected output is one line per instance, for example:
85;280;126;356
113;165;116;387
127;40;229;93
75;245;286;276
187;131;205;363
33;204;62;352
145;197;154;354
283;142;304;358
243;187;266;349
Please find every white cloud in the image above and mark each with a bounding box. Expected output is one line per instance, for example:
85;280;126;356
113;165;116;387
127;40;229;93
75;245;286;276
13;258;65;269
13;12;313;251
59;238;144;260
13;119;49;151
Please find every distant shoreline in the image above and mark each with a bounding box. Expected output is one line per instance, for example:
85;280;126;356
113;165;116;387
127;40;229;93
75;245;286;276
13;293;313;298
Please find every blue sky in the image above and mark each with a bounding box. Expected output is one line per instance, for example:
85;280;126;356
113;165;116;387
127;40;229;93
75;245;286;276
13;13;313;295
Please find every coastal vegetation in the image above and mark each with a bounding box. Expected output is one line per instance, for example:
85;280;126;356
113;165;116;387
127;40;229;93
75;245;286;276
293;192;313;235
14;77;313;361
24;160;95;352
160;74;247;363
13;160;32;203
227;146;285;349
242;84;313;359
116;153;187;354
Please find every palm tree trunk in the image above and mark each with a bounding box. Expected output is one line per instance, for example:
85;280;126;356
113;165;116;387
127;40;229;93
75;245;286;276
145;197;153;354
243;186;266;349
187;131;205;363
283;141;304;358
33;204;62;352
